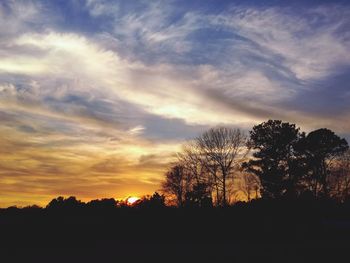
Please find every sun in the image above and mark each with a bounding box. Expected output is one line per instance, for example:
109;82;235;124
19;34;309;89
126;196;140;205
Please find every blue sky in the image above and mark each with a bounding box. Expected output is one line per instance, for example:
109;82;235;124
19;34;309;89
0;0;349;206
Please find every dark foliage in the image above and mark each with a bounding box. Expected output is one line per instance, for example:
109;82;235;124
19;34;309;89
133;192;166;209
184;183;213;208
244;120;349;200
244;120;304;198
295;128;349;197
46;196;84;210
1;197;350;262
86;198;118;210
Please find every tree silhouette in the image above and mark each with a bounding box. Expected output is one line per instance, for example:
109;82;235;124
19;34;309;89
178;141;210;194
134;192;166;208
162;128;252;206
46;196;84;210
162;164;190;207
86;198;117;210
296;128;349;198
184;182;213;207
196;127;248;206
236;171;260;201
244;120;303;199
329;150;350;201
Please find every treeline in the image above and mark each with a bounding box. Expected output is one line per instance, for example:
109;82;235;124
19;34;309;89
162;119;350;207
0;193;167;211
46;193;166;210
2;119;349;211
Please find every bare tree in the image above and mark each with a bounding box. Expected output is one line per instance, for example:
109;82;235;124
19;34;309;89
161;164;190;207
178;141;206;186
237;172;260;202
196;127;248;206
329;150;350;201
178;141;217;201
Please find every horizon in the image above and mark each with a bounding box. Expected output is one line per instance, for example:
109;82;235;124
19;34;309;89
1;0;350;207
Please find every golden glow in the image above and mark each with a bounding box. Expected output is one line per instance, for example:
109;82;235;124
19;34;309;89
126;196;140;205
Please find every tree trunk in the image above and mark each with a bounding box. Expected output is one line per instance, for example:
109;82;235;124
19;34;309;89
222;171;226;206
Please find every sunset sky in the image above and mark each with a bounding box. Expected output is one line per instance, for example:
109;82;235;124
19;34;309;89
0;0;350;207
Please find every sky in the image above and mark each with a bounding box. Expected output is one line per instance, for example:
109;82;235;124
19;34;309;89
0;0;350;207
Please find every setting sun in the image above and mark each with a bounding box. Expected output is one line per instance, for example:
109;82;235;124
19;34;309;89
126;196;140;205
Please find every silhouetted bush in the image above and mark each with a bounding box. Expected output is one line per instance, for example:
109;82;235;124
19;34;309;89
133;192;166;209
86;198;117;210
46;196;84;211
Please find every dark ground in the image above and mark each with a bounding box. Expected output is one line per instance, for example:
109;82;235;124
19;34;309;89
1;199;350;262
